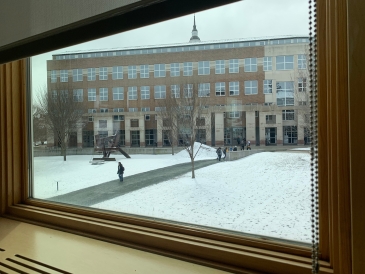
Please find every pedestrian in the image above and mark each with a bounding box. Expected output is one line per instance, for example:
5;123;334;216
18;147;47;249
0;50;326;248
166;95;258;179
117;162;125;182
233;146;238;151
216;147;222;161
241;142;245;150
247;140;251;150
237;136;241;145
223;147;227;159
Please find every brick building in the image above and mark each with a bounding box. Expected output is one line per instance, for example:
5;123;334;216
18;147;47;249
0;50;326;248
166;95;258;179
46;20;310;148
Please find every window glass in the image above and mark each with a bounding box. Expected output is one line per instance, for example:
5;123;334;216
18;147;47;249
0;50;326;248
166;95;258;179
183;62;193;76
244;80;258;94
31;0;311;245
113;87;124;100
112;66;123;80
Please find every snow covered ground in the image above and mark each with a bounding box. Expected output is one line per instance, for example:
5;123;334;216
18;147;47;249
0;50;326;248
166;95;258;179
33;144;311;243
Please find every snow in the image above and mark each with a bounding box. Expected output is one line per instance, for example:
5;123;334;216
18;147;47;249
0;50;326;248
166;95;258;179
34;143;311;243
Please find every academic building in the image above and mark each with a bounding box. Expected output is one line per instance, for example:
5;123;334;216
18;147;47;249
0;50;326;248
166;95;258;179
46;19;310;148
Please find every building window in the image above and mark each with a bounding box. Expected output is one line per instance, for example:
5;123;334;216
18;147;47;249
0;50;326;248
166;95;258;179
113;115;124;121
277;81;294;106
298;78;307;92
88;116;94;122
154;85;166;99
99;88;108;101
100;108;108;113
112;66;123;80
141;107;150;112
73;69;83;82
88;88;96;101
264;80;273;94
145;129;155;146
129;108;138;112
141;86;150;100
155;107;166;111
215;60;225;74
99;67;108;80
87;68;96;81
112;87;124;100
113;108;124;112
99;120;107;128
170;63;180;77
184;84;193;98
51;70;57;83
266;115;276;123
283;126;298;144
198;61;210;75
244;58;257;72
229;59;239;73
60;70;68;82
198;83;210;97
263;57;272;71
215;82;226;96
140;65;149;78
145;114;150;121
276;55;294;70
282;110;295;120
128;66;137;79
298;54;307;69
183;62;193;76
229;81;239;96
88;109;96;114
229;111;240;118
128;86;137;100
73;89;83;102
244;80;258;95
154;64;166;78
171;84;180;98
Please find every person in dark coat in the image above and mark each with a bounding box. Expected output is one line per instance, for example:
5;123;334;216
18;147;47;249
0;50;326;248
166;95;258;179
233;146;238;151
216;147;222;161
117;162;125;182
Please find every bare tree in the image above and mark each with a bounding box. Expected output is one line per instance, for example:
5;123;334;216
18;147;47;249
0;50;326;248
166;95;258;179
32;105;47;145
36;84;88;161
157;77;212;178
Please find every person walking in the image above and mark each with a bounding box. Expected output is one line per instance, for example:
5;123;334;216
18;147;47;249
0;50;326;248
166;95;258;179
117;162;125;182
216;147;222;161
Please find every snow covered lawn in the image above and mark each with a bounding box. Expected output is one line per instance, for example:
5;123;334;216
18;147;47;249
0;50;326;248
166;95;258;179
34;145;311;243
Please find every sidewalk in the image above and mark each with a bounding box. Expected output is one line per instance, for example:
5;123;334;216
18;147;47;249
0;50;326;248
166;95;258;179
47;159;217;207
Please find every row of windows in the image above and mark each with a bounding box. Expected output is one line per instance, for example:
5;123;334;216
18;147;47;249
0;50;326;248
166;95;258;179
53;37;309;60
54;79;306;102
50;55;307;82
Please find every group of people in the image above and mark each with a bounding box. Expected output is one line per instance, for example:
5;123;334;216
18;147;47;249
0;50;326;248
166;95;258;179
216;140;251;161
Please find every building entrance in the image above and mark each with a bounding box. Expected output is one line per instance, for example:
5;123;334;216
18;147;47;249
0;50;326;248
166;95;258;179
265;127;277;145
131;130;140;147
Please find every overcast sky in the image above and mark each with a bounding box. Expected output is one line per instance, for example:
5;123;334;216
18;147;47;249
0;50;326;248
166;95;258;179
31;0;309;94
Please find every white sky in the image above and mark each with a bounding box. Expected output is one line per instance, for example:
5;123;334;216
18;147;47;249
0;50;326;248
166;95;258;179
33;144;311;243
31;0;309;94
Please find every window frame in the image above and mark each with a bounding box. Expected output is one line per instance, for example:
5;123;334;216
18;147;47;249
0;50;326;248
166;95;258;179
0;1;358;273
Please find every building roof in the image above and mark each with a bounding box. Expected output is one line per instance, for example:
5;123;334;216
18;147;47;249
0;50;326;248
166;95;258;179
52;35;309;60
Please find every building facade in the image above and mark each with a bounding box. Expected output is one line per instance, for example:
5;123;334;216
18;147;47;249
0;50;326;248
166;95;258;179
46;24;310;148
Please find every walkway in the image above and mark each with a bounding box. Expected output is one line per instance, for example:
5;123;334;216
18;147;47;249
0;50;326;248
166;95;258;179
47;159;217;207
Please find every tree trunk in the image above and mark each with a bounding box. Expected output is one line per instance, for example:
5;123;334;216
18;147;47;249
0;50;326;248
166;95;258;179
191;158;195;178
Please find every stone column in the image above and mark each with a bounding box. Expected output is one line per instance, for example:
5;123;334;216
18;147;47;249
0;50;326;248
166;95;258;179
124;116;131;147
297;112;305;145
156;115;162;147
215;112;224;146
259;112;267;145
139;115;145;147
246;111;256;145
276;113;283;145
77;125;83;148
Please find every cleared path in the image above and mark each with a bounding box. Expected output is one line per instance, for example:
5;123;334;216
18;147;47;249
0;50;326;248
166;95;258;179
47;159;217;207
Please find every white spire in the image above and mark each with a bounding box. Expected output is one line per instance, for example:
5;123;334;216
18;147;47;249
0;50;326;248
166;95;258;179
189;15;201;43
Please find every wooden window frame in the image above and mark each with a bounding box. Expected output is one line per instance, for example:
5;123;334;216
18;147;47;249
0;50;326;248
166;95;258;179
1;0;363;273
